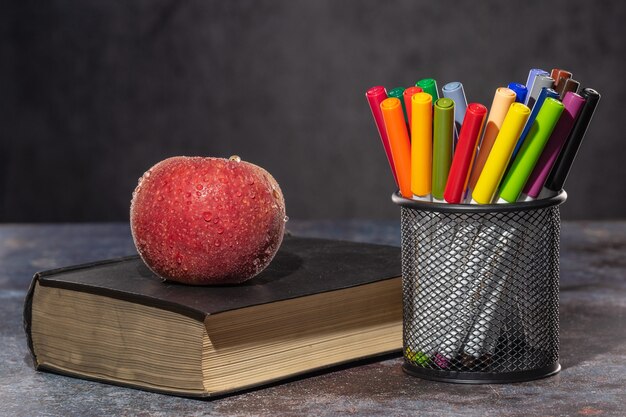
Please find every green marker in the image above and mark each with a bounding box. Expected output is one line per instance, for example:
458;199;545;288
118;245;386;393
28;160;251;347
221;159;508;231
432;97;454;201
388;87;408;125
498;97;564;203
416;78;439;104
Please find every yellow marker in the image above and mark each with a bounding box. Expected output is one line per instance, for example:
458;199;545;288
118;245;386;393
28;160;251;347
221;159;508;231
411;92;433;199
472;103;530;204
468;87;517;191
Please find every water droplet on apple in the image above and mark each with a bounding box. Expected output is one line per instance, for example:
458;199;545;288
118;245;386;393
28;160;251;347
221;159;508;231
175;255;183;264
217;228;224;234
157;195;164;201
272;189;280;199
145;170;151;178
229;155;241;162
247;178;255;185
195;184;203;190
214;240;221;247
212;217;219;224
236;191;242;197
283;215;289;222
202;211;212;222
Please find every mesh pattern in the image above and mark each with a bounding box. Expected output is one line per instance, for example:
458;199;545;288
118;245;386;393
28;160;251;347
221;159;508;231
401;205;560;376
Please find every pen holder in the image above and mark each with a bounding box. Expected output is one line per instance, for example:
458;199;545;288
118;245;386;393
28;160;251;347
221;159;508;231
393;191;567;383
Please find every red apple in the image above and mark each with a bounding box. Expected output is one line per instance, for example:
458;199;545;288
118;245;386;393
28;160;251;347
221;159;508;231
130;156;286;285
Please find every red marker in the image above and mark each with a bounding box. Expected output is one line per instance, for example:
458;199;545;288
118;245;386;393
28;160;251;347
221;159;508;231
444;103;488;203
366;86;398;186
403;86;423;130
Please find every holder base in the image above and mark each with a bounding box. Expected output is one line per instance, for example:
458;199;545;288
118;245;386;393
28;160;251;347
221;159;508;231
402;362;560;384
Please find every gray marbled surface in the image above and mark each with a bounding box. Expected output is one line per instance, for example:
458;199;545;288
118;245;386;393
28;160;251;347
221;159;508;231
1;221;625;416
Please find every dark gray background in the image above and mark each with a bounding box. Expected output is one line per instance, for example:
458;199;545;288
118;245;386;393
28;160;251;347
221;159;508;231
1;0;624;222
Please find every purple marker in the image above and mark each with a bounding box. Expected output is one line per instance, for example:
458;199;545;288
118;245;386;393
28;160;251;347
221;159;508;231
522;92;586;199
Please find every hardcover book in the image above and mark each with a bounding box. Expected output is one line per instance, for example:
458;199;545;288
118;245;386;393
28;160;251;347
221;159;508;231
24;236;402;397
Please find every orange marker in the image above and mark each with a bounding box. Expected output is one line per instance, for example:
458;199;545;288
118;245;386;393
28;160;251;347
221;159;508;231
467;87;516;191
381;98;412;198
404;86;423;130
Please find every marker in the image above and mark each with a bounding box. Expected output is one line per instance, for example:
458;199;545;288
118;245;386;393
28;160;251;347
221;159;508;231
366;87;398;186
471;103;530;204
467;88;516;191
432;98;454;201
524;69;549;105
403;86;423;130
442;82;468;139
497;98;564;203
388;87;408;125
527;75;555;109
381;98;412;198
543;88;601;196
416;78;439;104
507;82;528;104
557;78;580;100
444;103;487;204
510;87;560;162
550;68;572;87
411;92;433;200
523;92;587;199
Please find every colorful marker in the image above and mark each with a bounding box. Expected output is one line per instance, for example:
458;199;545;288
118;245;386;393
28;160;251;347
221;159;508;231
497;98;564;203
442;81;468;140
467;87;516;192
381;97;412;198
510;87;560;162
523;92;587;200
388;87;408;125
557;78;580;100
444;103;487;203
472;103;530;204
527;75;555;109
524;69;549;106
543;88;601;196
366;86;398;186
403;86;423;130
550;68;572;87
432;98;455;202
507;82;528;104
416;78;439;104
411;92;433;200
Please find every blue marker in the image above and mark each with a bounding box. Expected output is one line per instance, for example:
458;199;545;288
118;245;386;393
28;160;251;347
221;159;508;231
442;82;468;140
511;87;560;161
507;82;528;104
524;69;549;106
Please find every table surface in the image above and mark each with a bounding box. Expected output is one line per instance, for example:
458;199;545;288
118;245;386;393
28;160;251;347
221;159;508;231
1;221;625;417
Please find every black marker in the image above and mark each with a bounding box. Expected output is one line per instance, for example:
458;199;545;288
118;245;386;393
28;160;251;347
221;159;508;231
541;88;601;196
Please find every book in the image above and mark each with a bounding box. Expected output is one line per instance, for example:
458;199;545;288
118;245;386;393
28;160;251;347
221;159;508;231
23;236;402;398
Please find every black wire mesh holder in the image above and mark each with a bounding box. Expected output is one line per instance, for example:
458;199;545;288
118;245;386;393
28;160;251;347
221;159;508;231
392;191;567;383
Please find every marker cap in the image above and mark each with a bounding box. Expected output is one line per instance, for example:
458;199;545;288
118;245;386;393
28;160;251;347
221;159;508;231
416;78;439;104
442;81;468;134
524;69;549;105
527;76;555;109
507;82;528;104
557;78;580;99
403;86;423;129
550;69;572;87
388;87;408;124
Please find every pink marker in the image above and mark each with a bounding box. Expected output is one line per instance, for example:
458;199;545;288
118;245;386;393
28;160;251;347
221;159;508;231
523;92;586;199
367;86;398;186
